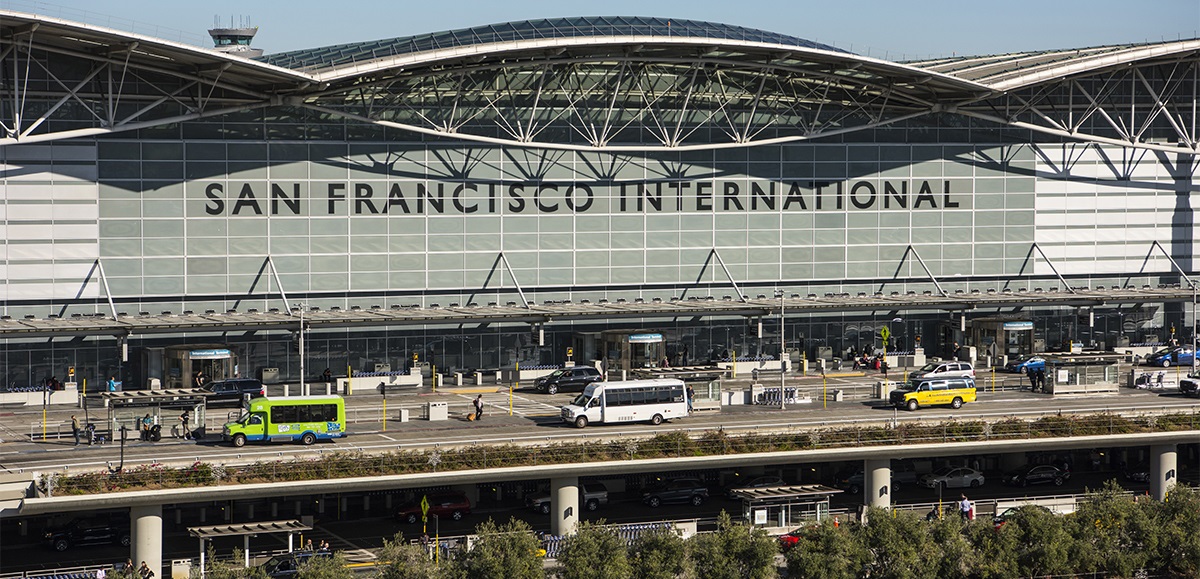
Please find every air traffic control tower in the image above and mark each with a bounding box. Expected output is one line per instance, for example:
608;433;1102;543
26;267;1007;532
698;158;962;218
207;20;262;58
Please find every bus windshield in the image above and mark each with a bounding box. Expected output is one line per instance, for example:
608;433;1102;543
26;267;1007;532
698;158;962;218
570;394;591;407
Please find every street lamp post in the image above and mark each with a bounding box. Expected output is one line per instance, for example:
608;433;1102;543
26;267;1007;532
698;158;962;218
1193;283;1197;377
298;305;307;396
779;291;786;411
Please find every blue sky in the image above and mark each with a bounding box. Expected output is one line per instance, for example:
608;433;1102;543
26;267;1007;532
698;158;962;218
12;0;1200;59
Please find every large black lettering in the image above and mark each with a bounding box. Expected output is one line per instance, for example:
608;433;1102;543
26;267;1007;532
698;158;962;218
536;184;559;212
355;183;380;214
507;184;526;212
783;182;808;210
696;182;713;210
883;181;907;209
642;183;663;212
232;183;263;215
751;182;775;210
668;182;691;211
327;183;346;214
387;183;412;214
723;182;744;211
850;181;876;209
453;184;479;213
943;181;959;208
914;181;938;209
417;183;445;213
564;184;593;212
205;183;224;215
271;183;301;215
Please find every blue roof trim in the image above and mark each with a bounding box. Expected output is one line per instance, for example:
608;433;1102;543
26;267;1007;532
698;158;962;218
258;16;847;72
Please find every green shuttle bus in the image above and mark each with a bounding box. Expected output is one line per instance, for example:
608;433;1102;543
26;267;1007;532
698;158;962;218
222;395;346;447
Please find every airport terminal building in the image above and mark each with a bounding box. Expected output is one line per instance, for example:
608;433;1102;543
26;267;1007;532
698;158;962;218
0;13;1197;388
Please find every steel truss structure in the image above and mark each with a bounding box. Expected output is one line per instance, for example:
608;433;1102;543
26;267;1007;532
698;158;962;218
3;11;1200;154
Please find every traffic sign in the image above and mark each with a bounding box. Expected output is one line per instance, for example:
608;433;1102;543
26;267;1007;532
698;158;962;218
420;495;429;516
880;326;891;342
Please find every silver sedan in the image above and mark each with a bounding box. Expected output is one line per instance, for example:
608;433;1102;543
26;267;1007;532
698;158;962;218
919;467;985;489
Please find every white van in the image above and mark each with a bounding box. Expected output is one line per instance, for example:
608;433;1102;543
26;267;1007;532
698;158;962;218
561;379;689;428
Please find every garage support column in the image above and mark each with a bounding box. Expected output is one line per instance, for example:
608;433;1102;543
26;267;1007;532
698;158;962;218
863;459;891;508
131;504;163;577
1151;444;1178;500
551;476;580;536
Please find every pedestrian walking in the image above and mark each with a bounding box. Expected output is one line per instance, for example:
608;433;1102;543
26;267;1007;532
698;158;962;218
959;493;972;521
137;561;154;579
71;415;80;446
1027;369;1038;391
179;410;191;440
473;394;484;421
686;385;695;413
107;375;118;392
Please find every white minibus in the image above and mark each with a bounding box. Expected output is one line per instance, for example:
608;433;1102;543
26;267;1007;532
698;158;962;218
560;378;688;428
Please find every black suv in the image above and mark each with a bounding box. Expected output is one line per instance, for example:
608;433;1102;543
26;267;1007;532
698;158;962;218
642;478;709;507
535;366;603;394
44;514;130;551
203;378;266;406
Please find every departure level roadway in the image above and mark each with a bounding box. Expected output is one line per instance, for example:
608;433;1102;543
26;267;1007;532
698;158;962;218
2;381;1198;475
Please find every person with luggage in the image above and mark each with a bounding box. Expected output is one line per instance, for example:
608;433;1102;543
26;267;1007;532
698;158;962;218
473;395;484;421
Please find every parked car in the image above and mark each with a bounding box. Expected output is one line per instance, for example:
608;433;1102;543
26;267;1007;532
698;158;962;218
528;482;609;513
1178;375;1200;396
724;475;786;499
778;529;805;552
992;504;1053;530
642;478;709;507
1123;462;1150;483
909;361;975;383
918;466;985;489
395;491;471;524
1002;464;1070;487
44;514;130;551
535;366;603;394
259;551;332;579
833;466;915;494
1005;356;1046;374
1146;347;1195;367
202;378;266;406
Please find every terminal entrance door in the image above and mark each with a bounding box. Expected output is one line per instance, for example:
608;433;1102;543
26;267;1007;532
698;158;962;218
601;331;665;372
161;346;235;389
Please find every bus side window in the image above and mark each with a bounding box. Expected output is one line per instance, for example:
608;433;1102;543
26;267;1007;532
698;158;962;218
249;414;263;425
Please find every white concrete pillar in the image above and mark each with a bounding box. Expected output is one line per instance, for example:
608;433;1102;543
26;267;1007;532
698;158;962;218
1152;444;1178;501
131;504;163;578
385;495;393;509
550;476;580;537
864;459;891;508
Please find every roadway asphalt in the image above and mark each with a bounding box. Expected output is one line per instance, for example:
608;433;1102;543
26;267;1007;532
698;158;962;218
3;368;1199;474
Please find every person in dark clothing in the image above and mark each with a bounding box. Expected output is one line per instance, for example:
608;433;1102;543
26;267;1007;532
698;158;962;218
1027;369;1038;391
179;410;191;440
71;415;80;446
473;395;484;421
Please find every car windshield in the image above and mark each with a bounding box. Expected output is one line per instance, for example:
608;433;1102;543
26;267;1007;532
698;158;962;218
570;394;590;407
931;466;954;476
548;369;567;378
917;363;939;372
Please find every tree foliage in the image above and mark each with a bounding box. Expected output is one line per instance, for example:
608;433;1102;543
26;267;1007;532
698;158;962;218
785;518;870;579
448;518;543;579
374;532;439;579
628;524;688;579
295;552;354;579
687;511;777;579
556;520;632;579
